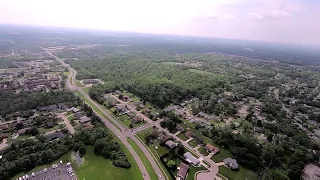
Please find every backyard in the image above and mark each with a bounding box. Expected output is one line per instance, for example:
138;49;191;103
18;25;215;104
219;166;258;180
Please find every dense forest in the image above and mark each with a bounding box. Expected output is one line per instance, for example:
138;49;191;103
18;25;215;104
0;91;78;115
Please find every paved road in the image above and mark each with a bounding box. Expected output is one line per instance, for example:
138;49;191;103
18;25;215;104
41;47;165;180
58;114;75;134
111;94;219;180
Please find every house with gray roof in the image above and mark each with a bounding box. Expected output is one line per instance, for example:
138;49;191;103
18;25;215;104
165;140;178;149
183;152;200;166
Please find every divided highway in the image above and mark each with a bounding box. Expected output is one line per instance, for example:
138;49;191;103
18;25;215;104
41;47;166;180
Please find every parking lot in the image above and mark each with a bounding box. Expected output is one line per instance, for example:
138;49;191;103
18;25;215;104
17;163;76;180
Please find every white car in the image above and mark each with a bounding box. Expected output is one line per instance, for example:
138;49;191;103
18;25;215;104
31;172;35;177
26;175;29;179
66;162;71;166
70;174;75;177
60;160;63;165
43;168;47;173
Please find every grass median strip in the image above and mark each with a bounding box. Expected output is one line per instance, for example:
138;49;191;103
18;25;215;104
127;138;158;180
75;90;122;131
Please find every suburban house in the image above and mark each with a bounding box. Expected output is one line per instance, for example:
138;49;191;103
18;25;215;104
132;116;143;124
176;124;185;132
164;105;176;112
176;162;189;180
79;116;91;124
158;132;169;142
254;127;264;133
115;105;128;113
127;112;135;118
45;122;55;129
114;90;121;95
184;152;200;166
223;158;239;170
205;144;220;154
67;107;80;113
44;131;66;141
135;102;145;110
165;140;178;149
193;135;204;145
83;122;94;130
185;131;194;139
301;163;320;180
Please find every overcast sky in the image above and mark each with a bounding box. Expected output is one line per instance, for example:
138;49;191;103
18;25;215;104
1;0;320;46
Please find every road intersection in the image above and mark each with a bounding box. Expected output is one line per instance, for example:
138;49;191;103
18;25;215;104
42;47;219;180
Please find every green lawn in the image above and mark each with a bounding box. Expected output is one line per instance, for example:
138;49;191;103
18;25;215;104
75;146;142;180
180;118;196;129
82;87;90;93
38;126;60;134
187;139;198;148
119;114;130;121
198;146;209;156
75;90;122;131
136;127;153;141
75;80;85;87
67;114;75;120
187;166;206;180
177;132;189;141
16;134;31;140
63;71;70;76
219;166;258;180
12;152;72;179
127;138;158;180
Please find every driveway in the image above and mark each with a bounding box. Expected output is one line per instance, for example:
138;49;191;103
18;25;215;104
58;114;75;135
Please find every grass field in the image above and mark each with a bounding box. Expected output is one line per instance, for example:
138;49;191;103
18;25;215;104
38;126;60;134
187;139;198;147
198;146;209;156
75;146;142;180
127;138;158;180
177;132;189;141
219;166;258;180
82;87;90;93
67;114;75;120
187;166;206;180
63;71;70;76
75;80;85;87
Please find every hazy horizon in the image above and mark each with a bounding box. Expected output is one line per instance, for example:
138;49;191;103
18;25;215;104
1;0;320;47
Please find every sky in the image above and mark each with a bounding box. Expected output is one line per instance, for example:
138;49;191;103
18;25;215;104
0;0;320;46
